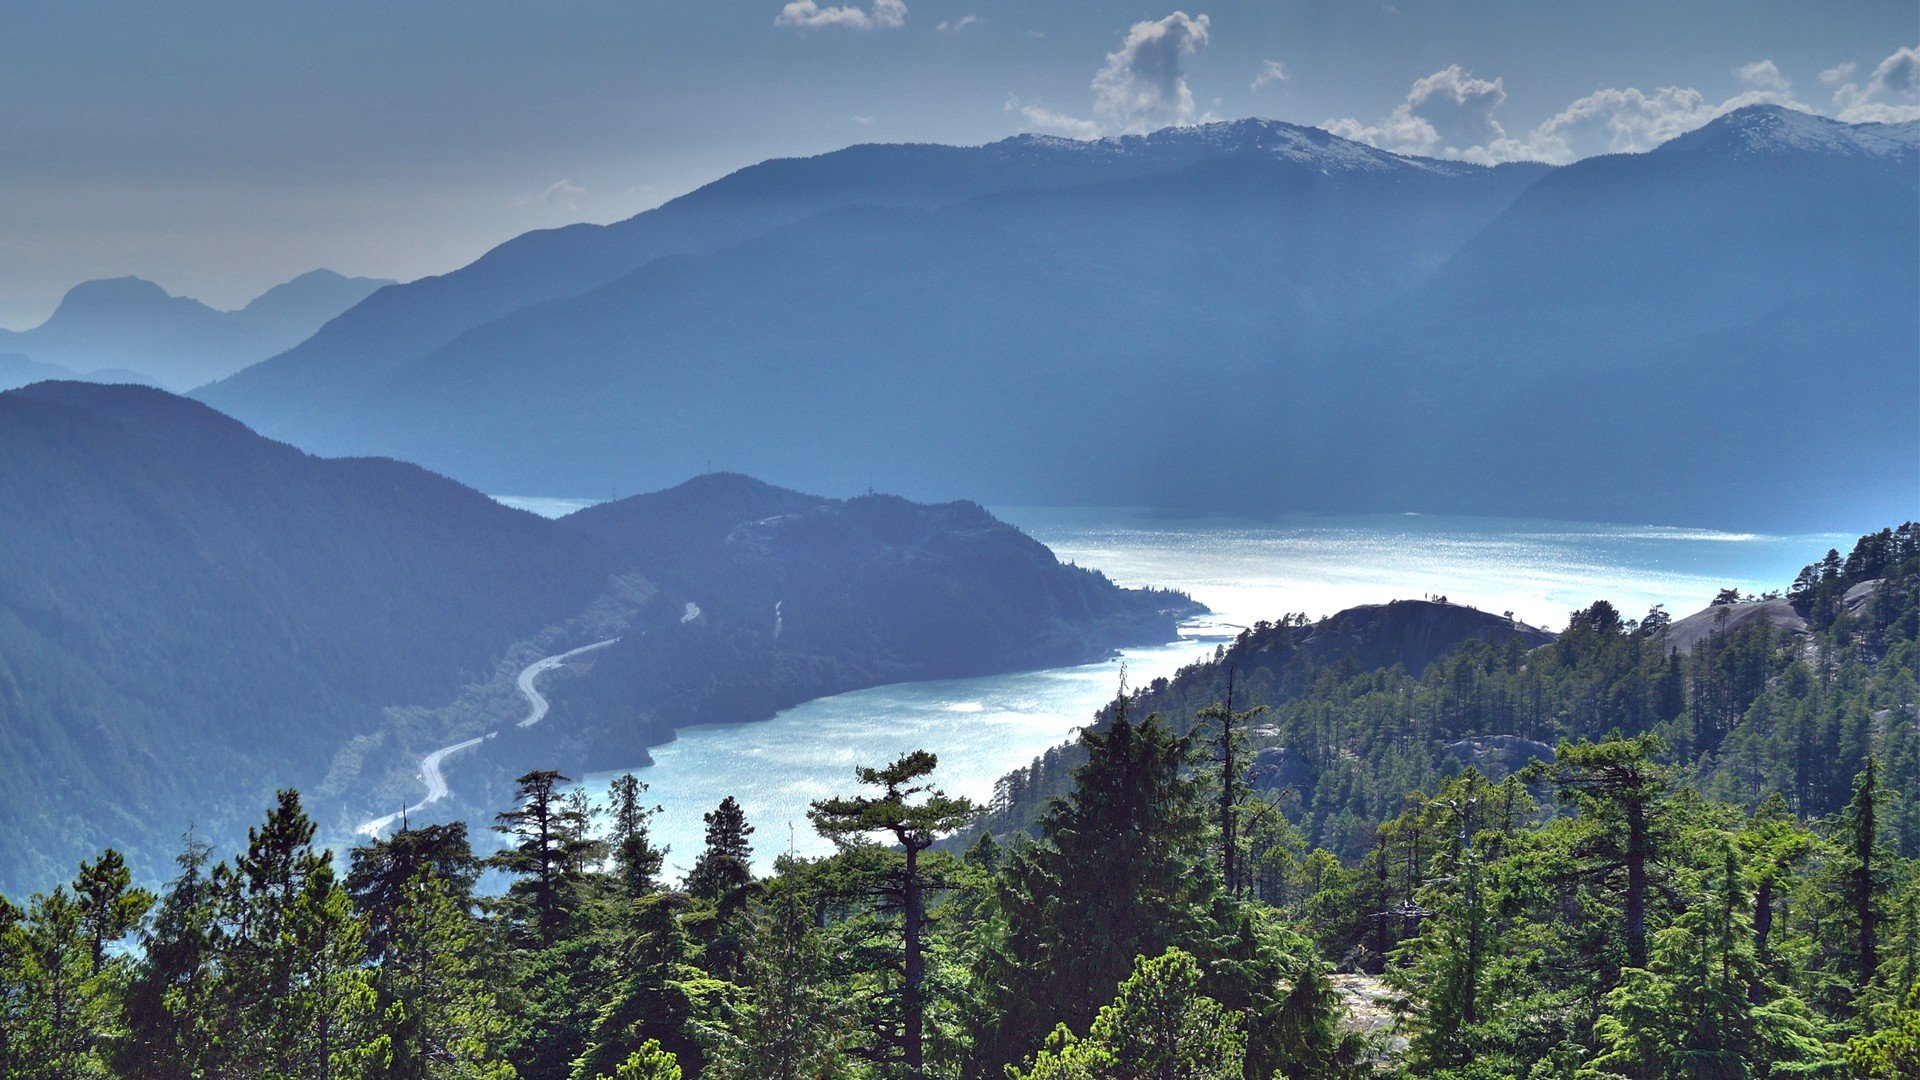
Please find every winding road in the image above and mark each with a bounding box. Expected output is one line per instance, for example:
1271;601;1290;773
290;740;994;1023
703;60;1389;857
357;637;619;836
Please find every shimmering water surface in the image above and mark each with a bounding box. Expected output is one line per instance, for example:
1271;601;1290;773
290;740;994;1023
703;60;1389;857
545;506;1842;875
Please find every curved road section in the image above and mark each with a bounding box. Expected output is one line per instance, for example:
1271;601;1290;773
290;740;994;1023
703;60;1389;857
358;637;619;836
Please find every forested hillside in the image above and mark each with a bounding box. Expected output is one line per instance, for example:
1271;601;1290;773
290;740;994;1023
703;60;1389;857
0;382;621;892
554;473;1200;771
0;398;1197;898
4;524;1912;1078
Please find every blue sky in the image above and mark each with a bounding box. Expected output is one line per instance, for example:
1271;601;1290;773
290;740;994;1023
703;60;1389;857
1;0;1914;327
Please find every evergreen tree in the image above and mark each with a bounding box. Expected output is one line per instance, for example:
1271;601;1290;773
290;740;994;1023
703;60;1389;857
491;770;601;943
699;875;854;1079
347;822;480;962
1543;734;1674;971
120;832;220;1079
209;790;386;1078
972;709;1218;1075
607;774;666;899
1832;759;1888;1003
685;796;755;980
72;850;152;976
602;1039;682;1080
810;750;979;1075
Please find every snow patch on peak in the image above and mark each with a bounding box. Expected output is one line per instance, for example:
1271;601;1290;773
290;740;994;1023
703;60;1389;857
999;117;1479;175
1672;105;1920;159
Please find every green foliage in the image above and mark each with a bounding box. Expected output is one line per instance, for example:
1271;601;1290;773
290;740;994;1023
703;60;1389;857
1007;949;1247;1080
604;1040;683;1079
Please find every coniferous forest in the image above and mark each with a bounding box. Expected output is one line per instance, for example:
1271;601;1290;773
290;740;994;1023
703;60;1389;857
2;525;1915;1078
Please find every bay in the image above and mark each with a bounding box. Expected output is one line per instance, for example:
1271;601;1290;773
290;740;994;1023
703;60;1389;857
561;507;1842;876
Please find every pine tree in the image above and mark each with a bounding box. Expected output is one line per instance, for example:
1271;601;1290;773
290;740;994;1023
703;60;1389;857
972;710;1218;1075
809;750;979;1075
120;832;220;1079
604;1039;683;1079
1831;758;1890;1007
388;869;515;1079
491;769;601;943
1545;734;1674;970
700;878;854;1079
346;822;480;962
607;774;666;899
685;796;755;980
72;849;152;976
209;790;385;1078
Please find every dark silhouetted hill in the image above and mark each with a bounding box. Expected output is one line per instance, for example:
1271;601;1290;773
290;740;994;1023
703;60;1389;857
0;382;615;892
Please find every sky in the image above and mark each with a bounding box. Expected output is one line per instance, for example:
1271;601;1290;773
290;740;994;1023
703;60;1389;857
1;1;1914;328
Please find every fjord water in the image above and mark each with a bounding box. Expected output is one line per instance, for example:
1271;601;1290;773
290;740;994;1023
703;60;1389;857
554;507;1840;875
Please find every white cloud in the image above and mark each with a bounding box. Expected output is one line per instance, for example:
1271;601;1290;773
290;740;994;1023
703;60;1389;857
1326;59;1831;165
1324;65;1507;158
1735;60;1789;92
1819;62;1857;87
1004;94;1101;139
1827;44;1920;123
1091;11;1212;132
936;14;979;33
1870;45;1920;95
853;114;875;125
775;0;906;32
1251;59;1287;91
513;179;585;210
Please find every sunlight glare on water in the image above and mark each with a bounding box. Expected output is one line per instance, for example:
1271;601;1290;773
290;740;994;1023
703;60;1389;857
572;509;1842;875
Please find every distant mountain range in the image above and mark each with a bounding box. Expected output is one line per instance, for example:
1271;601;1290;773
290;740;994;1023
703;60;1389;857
195;106;1917;530
0;269;392;390
0;384;1188;894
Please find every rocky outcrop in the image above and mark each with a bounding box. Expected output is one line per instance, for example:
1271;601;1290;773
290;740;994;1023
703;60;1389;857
1442;735;1556;778
1665;598;1807;654
1842;579;1882;614
1247;747;1313;793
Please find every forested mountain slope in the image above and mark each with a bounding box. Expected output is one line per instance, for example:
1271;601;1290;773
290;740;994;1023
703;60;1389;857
0;382;618;892
201;120;1469;446
0;397;1200;895
1315;105;1919;527
552;473;1201;771
198;119;1547;507
197;108;1913;529
970;522;1920;866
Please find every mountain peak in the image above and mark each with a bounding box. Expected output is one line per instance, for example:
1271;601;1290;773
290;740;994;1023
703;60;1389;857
239;268;395;318
50;276;205;320
996;117;1475;175
1663;104;1920;159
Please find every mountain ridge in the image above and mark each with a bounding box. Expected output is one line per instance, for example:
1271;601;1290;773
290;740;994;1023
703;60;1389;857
0;269;392;389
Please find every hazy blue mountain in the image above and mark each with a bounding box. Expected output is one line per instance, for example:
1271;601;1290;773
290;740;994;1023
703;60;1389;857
552;473;1202;770
1308;105;1919;527
0;353;95;391
0;381;617;892
200;124;1412;439
202;120;1545;506
198;108;1915;529
0;269;391;389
